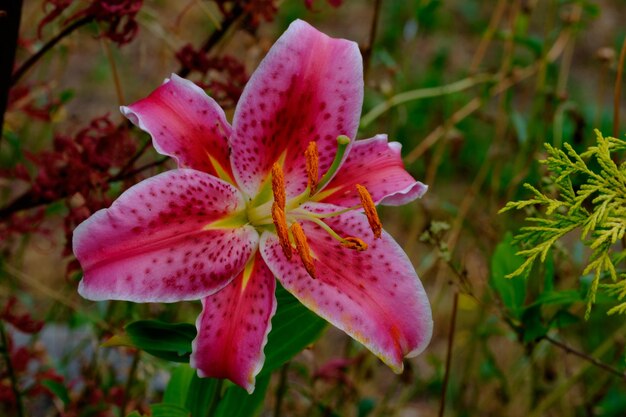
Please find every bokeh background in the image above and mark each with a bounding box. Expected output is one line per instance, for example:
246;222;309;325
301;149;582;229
2;0;626;416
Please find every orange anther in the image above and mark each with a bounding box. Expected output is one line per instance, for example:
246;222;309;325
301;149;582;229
271;162;286;209
271;202;292;259
305;141;320;193
290;222;316;278
356;184;382;239
341;237;368;251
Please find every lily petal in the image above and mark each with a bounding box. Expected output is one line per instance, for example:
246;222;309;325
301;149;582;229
190;253;276;393
319;135;427;206
74;169;257;302
259;203;432;371
230;19;363;198
121;74;233;181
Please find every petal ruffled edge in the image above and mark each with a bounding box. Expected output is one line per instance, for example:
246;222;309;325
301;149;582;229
121;74;233;181
318;135;427;207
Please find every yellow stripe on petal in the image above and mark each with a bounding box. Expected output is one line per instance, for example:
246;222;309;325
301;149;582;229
240;256;256;291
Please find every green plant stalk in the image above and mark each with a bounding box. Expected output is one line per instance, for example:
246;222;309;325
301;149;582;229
360;74;494;128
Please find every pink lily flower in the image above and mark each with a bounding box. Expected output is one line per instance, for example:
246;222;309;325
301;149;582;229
74;20;432;393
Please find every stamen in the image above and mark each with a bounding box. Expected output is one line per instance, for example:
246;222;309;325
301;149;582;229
356;184;382;239
290;222;316;278
271;202;292;259
271;162;286;209
305;141;320;194
341;237;368;251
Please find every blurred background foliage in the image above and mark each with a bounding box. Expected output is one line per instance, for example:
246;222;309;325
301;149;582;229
1;0;626;416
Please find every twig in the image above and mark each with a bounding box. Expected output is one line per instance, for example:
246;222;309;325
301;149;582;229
0;0;23;143
274;362;290;417
528;322;626;417
543;335;626;381
613;36;626;137
10;16;93;86
120;351;141;415
0;320;24;417
99;29;125;107
438;291;459;417
177;3;244;78
109;156;169;182
362;0;382;82
469;0;506;73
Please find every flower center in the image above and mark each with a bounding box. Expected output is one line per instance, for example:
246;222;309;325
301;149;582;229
246;136;382;278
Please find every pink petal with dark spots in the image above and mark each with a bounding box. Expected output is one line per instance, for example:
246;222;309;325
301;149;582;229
230;19;363;198
259;203;432;372
74;169;257;302
320;135;428;206
190;253;276;393
121;74;233;180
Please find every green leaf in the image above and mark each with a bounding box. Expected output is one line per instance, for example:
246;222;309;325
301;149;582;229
261;284;327;373
150;403;190;417
163;365;196;407
214;374;270;417
520;305;547;343
549;310;579;329
41;379;70;406
124;320;196;362
185;373;220;417
532;290;583;307
118;284;326;377
357;398;376;417
490;233;527;319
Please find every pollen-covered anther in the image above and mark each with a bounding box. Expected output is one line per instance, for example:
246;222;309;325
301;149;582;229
356;184;382;239
271;202;292;259
341;237;368;251
290;222;316;278
271;162;286;209
305;141;320;194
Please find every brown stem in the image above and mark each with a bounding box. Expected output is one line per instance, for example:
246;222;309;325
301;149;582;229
177;3;245;78
543;335;626;381
120;351;141;415
438;291;459;417
11;16;93;86
0;321;24;417
363;0;382;83
613;36;626;137
273;362;290;417
0;0;23;143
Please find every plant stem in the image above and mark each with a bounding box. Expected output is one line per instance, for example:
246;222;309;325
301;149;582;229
120;351;141;416
360;74;494;128
0;0;23;143
613;36;626;137
528;322;626;417
11;16;93;86
438;291;459;417
0;321;24;417
363;0;382;83
543;335;626;380
274;362;290;417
